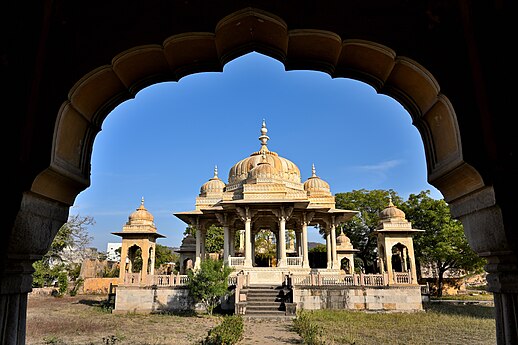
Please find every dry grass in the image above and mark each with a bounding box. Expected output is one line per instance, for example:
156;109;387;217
26;294;218;345
299;303;497;345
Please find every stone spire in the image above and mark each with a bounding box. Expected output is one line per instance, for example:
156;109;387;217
258;119;270;152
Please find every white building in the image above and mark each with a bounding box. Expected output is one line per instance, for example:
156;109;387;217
106;242;122;262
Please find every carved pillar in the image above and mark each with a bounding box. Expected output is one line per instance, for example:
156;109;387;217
1;193;69;345
301;213;313;268
326;229;332;269
216;213;230;265
331;218;338;269
149;246;155;276
229;228;235;256
278;216;286;267
141;244;149;284
237;207;254;267
244;217;252;266
194;221;202;270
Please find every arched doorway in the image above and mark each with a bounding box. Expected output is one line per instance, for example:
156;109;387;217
5;5;516;344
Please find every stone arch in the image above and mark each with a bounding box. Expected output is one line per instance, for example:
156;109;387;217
8;6;514;345
34;8;482;209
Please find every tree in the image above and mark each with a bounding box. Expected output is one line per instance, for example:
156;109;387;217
334;189;402;272
184;224;224;254
154;244;176;268
400;190;486;296
45;214;94;265
32;214;94;291
187;259;233;315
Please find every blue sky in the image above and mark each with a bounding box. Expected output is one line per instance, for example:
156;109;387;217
71;52;443;251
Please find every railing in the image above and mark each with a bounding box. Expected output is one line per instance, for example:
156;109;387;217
362;274;385;286
228;275;238;286
286;256;302;266
125;273;237;287
290;271;411;287
228;256;245;266
394;272;411;284
150;274;189;286
124;273;140;285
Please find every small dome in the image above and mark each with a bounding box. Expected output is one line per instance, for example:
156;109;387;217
336;230;353;248
128;197;154;223
200;166;226;196
304;164;331;196
228;120;301;185
248;152;279;179
379;197;406;220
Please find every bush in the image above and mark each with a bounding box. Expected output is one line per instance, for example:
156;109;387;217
293;311;326;345
201;315;243;345
187;259;233;315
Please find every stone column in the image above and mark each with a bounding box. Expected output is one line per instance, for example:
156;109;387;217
239;230;245;253
119;243;128;284
223;224;230;264
302;222;310;268
244;215;252;267
331;220;338;269
278;216;287;267
201;228;206;260
149;246;156;276
194;226;202;270
229;228;235;256
326;229;332;269
141;245;149;285
296;230;302;256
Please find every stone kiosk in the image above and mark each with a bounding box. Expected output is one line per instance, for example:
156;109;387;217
113;121;423;314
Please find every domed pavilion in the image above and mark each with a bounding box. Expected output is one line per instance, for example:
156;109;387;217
174;120;359;283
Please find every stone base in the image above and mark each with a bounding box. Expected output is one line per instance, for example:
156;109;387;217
293;285;423;312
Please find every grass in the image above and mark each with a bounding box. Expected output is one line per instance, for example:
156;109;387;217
432;293;494;301
294;303;496;345
27;293;497;345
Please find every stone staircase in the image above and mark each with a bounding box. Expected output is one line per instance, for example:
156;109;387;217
242;285;295;319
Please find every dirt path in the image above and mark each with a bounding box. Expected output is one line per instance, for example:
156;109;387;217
239;318;303;345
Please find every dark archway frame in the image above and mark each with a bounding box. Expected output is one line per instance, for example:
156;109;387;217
5;7;516;345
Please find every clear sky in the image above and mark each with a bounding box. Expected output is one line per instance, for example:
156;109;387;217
71;52;443;252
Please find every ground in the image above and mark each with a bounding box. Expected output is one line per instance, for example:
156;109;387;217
27;292;495;345
26;293;302;345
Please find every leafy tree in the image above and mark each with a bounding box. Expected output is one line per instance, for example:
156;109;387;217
155;244;176;268
308;244;327;253
184;224;224;254
32;214;94;290
187;259;233;315
255;230;277;266
334;189;402;272
45;214;94;265
400;190;486;296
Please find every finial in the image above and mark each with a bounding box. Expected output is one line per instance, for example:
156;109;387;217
214;165;218;178
388;196;394;207
311;163;317;177
259;119;270;149
259;151;268;164
141;196;144;205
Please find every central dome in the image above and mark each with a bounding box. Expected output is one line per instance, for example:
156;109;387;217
228;120;301;185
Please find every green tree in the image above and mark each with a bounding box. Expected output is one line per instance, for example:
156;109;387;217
154;244;176;268
187;259;233;315
32;214;94;292
334;189;402;272
255;230;277;265
184;224;224;254
400;190;486;296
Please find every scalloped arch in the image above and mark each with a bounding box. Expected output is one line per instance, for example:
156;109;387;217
33;7;484;205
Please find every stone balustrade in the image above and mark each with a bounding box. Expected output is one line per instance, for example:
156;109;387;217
290;271;412;287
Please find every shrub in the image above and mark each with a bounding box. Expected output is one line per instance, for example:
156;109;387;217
201;315;244;345
187;259;233;315
293;311;326;345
